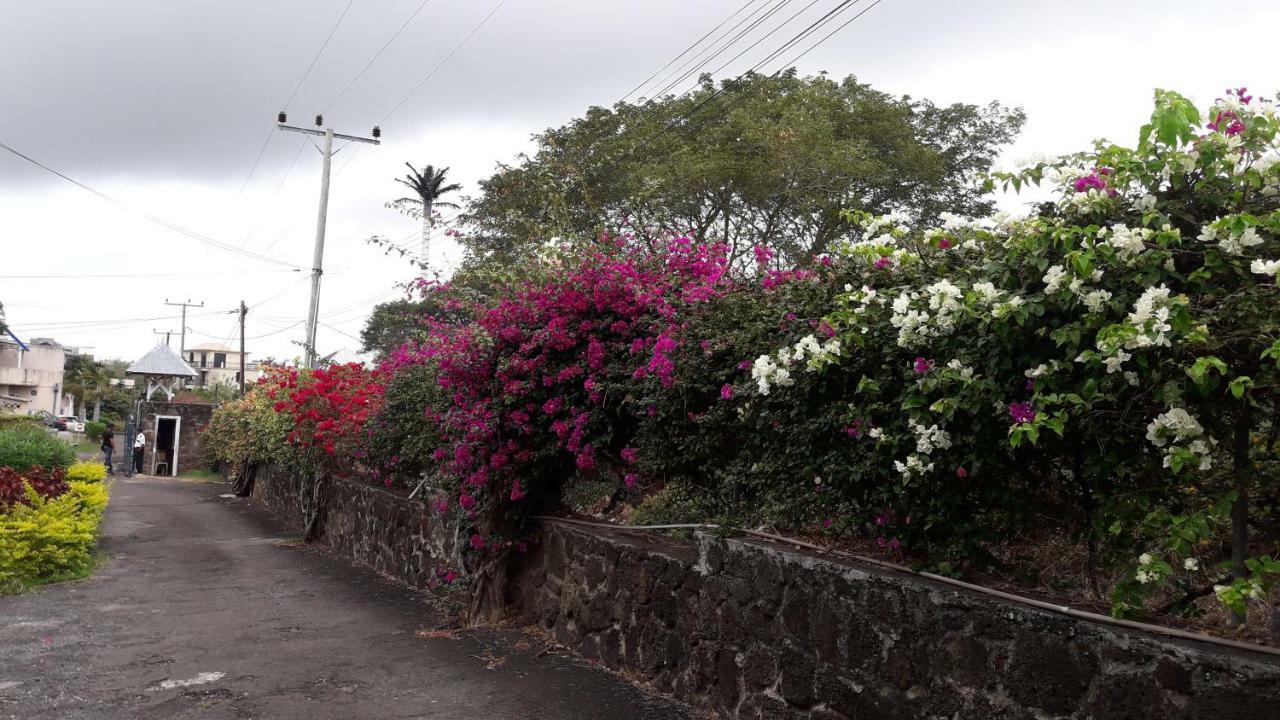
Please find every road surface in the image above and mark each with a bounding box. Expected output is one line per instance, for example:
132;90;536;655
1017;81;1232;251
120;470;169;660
0;476;690;719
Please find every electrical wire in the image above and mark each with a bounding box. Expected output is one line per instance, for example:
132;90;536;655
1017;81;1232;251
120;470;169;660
619;0;766;103
318;321;362;342
323;0;435;113
239;137;309;250
643;0;797;103
611;0;876;169
246;320;304;340
237;0;356;198
284;0;357;111
0;269;302;280
330;0;512;183
633;0;782;105
0;139;302;269
379;0;511;125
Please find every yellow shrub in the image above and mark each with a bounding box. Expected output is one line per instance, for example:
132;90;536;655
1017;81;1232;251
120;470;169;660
66;461;107;483
0;481;110;592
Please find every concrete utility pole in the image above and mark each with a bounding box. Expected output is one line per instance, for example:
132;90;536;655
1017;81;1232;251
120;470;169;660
276;113;380;368
238;300;247;396
164;299;203;356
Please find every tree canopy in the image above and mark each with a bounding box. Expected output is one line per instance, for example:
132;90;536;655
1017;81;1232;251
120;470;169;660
460;71;1024;270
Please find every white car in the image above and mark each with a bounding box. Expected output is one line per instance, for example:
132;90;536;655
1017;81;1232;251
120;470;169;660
58;416;85;433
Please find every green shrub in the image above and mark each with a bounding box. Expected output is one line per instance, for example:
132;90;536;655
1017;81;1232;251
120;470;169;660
65;461;107;483
0;424;75;472
631;483;713;527
0;416;41;432
84;421;107;442
0;480;109;593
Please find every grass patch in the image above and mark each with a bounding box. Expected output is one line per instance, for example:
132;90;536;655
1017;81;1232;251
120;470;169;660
178;468;222;482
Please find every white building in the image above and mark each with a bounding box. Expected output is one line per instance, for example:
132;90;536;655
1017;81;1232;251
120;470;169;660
183;343;261;388
0;332;70;415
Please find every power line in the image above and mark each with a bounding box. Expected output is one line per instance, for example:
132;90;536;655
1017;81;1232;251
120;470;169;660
620;0;875;166
0;270;302;280
619;0;766;103
284;0;357;110
323;0;435;113
237;0;356;198
631;0;781;105
0;139;302;269
238;136;308;251
246;320;304;340
319;321;362;343
330;0;512;183
378;0;511;125
643;0;797;102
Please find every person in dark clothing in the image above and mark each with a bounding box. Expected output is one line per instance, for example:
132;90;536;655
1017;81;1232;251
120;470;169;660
101;424;115;476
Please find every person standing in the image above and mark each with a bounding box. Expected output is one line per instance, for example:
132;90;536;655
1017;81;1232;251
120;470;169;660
101;424;115;476
133;429;146;474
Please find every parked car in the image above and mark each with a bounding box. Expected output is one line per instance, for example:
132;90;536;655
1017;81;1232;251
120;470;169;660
32;411;66;431
58;415;85;433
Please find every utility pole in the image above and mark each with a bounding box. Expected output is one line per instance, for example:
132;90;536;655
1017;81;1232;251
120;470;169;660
164;298;203;357
238;300;247;396
276;112;380;368
152;329;177;347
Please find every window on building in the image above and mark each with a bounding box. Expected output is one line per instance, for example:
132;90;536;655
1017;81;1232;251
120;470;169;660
214;353;226;368
200;352;208;368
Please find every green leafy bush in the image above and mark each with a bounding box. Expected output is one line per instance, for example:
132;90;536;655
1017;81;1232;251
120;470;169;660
201;367;298;480
84;420;107;442
0;424;75;472
0;481;109;593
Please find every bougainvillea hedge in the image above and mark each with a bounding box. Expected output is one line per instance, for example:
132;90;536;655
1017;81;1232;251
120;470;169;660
205;88;1280;621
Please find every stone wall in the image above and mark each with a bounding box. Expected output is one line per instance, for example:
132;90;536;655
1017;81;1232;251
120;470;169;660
255;470;1280;719
253;467;460;587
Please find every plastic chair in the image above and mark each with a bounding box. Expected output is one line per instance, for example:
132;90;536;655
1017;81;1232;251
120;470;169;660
155;461;169;476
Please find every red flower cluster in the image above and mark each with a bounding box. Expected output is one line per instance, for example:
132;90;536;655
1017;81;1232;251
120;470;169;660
264;363;386;459
0;465;69;507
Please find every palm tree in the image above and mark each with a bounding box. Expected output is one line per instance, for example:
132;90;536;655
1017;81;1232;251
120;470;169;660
64;360;111;421
393;163;462;272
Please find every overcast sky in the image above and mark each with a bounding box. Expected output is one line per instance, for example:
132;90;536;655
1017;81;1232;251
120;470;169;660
2;0;1278;363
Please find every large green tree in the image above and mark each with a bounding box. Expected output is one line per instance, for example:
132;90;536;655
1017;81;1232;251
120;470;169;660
360;299;430;358
462;71;1024;270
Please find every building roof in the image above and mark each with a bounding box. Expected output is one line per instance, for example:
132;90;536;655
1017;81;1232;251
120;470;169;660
3;328;29;351
187;342;236;352
127;344;198;378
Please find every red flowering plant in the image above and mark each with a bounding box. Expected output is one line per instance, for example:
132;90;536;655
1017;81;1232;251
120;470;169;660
265;363;387;474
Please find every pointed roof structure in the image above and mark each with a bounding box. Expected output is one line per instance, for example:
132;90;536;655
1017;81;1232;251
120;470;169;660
127;344;197;401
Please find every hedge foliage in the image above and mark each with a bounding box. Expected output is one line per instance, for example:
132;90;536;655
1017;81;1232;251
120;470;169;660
0;424;75;472
66;461;107;483
0;481;109;593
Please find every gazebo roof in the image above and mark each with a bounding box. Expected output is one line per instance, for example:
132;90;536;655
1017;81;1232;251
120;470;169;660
127;344;198;378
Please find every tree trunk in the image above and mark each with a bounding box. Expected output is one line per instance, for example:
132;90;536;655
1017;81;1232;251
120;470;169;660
421;205;432;271
466;554;511;626
92;398;101;422
1229;397;1252;626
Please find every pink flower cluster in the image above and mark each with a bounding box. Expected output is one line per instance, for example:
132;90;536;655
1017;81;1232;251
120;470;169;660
381;235;731;514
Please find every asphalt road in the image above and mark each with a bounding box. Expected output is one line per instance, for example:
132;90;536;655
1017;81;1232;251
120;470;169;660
0;476;690;719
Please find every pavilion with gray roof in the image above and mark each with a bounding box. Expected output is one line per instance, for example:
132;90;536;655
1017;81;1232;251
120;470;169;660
127;344;197;401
